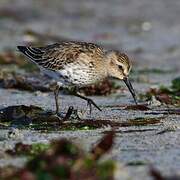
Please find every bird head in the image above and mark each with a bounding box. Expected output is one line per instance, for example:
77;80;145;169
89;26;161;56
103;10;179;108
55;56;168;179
105;50;137;104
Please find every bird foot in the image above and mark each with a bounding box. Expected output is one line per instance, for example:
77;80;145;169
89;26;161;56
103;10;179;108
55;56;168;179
86;98;102;115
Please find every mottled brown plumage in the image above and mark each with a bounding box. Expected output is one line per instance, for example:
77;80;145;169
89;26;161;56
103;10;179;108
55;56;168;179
17;41;137;115
23;42;104;70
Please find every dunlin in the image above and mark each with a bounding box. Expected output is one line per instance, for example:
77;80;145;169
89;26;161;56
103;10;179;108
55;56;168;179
17;41;137;114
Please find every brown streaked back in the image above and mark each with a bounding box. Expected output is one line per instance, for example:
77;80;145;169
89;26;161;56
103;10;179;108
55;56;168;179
17;41;105;71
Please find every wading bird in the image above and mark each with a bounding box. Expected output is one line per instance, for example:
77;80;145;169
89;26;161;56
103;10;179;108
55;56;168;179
17;41;137;115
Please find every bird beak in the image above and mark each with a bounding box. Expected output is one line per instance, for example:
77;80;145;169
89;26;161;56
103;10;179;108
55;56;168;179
123;76;138;104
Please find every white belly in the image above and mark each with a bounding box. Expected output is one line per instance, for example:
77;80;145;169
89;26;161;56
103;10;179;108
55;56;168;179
58;64;99;87
40;64;102;87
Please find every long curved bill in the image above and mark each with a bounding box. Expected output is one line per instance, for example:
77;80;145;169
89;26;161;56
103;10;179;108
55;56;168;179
123;77;138;105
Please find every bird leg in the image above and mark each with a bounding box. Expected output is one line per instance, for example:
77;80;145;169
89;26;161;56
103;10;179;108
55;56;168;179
73;92;102;114
54;85;60;115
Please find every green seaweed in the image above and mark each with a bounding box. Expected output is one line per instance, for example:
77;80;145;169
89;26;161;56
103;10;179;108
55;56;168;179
97;160;115;180
19;62;38;72
2;132;116;179
6;142;50;157
139;77;180;106
127;160;149;166
60;124;97;131
128;117;162;126
30;143;50;156
172;77;180;91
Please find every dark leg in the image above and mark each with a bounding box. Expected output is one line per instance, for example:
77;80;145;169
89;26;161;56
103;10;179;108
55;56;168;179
63;106;82;121
54;85;60;115
63;106;74;121
73;93;102;114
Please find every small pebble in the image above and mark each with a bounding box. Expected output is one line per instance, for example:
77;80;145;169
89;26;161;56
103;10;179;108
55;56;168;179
7;128;23;139
141;21;152;31
149;96;161;106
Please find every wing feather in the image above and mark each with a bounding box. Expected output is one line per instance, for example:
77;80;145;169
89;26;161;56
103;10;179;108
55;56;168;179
17;42;104;70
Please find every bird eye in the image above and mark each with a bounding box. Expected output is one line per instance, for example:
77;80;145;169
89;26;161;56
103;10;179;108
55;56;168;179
118;65;123;69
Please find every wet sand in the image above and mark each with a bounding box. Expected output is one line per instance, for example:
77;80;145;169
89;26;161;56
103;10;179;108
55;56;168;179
0;0;180;179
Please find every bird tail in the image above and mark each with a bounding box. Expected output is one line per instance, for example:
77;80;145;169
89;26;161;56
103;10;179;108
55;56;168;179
17;46;44;63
